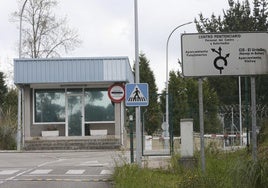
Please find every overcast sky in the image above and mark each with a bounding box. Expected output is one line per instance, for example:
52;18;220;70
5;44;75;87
0;0;229;90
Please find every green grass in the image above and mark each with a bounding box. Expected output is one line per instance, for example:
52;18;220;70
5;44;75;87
113;119;268;187
113;164;182;188
113;148;268;188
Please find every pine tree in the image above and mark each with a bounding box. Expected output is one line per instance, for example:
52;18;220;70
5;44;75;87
195;0;268;106
0;72;8;109
166;71;220;134
139;53;161;135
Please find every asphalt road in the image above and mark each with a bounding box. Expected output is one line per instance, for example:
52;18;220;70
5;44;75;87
0;150;120;188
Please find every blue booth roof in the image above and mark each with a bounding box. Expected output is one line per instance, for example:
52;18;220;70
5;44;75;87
14;57;134;85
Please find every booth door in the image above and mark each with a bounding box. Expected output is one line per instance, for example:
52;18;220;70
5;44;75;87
67;95;83;136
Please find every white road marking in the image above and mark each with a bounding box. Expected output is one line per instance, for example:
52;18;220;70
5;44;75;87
29;169;52;175
0;168;34;185
0;157;65;184
100;170;112;175
37;158;66;167
79;160;104;167
0;170;19;175
65;170;85;175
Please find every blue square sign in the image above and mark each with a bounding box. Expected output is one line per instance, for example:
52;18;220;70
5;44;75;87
125;83;149;106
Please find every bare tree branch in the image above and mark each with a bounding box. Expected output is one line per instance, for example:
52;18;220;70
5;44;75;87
12;0;81;58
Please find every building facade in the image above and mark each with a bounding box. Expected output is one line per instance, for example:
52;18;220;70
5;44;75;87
14;57;134;148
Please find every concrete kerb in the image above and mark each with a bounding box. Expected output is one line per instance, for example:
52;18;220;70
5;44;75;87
0;149;121;154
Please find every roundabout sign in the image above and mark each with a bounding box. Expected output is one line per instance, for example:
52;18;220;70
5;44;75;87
108;84;125;103
181;32;268;76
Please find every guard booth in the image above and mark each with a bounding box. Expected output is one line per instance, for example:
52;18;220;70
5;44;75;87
14;57;134;150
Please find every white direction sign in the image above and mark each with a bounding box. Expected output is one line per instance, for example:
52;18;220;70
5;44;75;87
181;32;268;77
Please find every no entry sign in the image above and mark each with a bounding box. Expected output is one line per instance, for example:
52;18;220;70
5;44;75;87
108;84;125;103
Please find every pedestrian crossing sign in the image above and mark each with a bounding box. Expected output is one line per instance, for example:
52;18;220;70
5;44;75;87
125;83;149;106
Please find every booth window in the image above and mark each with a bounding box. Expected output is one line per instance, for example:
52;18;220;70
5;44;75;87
34;89;65;123
84;89;114;121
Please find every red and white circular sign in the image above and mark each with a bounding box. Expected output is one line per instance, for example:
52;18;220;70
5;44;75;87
108;84;125;103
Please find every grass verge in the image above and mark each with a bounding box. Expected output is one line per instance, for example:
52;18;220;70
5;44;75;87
113;148;268;188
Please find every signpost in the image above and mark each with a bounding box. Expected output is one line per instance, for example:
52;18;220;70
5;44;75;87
125;83;149;107
181;32;268;170
126;83;149;164
108;84;125;103
181;32;268;77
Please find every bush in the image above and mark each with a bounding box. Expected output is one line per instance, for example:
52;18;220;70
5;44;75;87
230;158;268;188
0;108;17;150
113;138;268;188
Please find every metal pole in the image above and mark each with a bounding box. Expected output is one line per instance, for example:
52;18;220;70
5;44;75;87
17;0;28;151
245;77;250;149
165;22;192;136
17;89;22;151
231;107;234;145
129;115;134;163
251;77;257;161
198;78;205;173
134;0;142;166
239;76;243;146
22;87;25;148
19;0;28;58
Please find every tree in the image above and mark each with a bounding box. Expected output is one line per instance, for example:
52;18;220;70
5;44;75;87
2;89;18;119
166;71;189;135
164;71;220;135
13;0;81;58
0;72;8;109
0;76;17;150
139;53;161;135
195;0;268;106
194;0;268;135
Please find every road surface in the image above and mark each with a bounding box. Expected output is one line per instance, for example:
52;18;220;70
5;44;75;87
0;150;120;188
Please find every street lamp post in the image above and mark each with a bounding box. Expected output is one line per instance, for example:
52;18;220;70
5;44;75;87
134;0;142;167
165;22;192;148
19;0;28;58
17;0;28;151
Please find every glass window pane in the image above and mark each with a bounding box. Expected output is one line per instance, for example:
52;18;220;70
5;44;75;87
68;95;82;136
85;89;114;121
67;88;83;94
35;89;65;122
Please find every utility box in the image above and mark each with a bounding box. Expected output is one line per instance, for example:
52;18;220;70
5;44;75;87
144;136;152;150
180;119;194;157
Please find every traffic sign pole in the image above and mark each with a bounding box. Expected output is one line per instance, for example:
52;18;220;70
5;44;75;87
134;0;142;167
181;32;268;169
198;78;205;173
251;77;257;161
